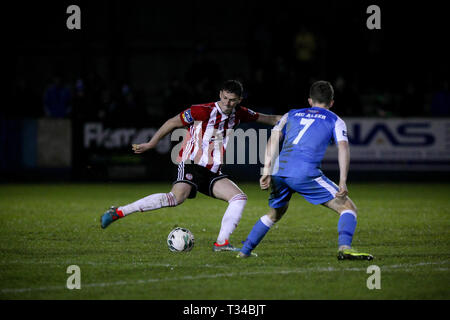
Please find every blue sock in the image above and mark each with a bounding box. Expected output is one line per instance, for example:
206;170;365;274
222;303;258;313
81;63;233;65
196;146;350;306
241;219;271;255
337;211;357;248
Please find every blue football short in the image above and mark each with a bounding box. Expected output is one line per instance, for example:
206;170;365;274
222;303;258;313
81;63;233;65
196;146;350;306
268;175;339;208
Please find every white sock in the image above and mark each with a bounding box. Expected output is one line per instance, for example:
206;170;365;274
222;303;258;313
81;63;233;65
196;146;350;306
260;214;275;228
216;193;247;244
118;192;177;216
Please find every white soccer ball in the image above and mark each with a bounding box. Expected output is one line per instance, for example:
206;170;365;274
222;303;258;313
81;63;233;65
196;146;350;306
167;227;195;252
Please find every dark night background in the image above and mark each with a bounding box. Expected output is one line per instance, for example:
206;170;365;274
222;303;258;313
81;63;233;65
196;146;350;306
1;0;449;181
5;0;449;121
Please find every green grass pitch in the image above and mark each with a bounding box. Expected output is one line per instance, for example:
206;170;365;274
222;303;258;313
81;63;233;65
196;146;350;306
0;182;449;300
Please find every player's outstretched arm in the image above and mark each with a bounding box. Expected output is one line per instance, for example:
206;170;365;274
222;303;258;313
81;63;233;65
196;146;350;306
256;113;283;126
260;129;283;190
336;140;350;197
132;115;184;154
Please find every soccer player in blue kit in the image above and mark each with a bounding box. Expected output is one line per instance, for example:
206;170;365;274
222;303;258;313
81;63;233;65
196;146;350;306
238;81;373;260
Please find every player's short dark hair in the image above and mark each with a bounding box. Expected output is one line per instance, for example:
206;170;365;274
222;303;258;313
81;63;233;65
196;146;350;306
309;80;334;106
220;80;244;97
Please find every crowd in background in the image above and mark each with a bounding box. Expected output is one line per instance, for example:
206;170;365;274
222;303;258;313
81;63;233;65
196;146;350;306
5;2;450;123
8;51;449;124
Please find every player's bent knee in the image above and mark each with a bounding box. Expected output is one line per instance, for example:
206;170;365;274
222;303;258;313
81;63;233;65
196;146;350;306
173;196;185;206
170;190;188;206
324;196;357;215
170;183;192;205
344;198;358;214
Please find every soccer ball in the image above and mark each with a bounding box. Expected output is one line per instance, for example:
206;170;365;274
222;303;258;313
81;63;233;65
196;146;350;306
167;227;195;252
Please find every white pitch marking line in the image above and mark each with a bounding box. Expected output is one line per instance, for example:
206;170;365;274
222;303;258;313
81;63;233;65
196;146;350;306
1;261;448;294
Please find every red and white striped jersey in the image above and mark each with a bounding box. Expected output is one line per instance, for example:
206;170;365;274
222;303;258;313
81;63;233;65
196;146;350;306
178;102;259;173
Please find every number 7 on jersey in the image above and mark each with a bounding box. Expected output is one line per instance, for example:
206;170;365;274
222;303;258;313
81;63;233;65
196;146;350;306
292;118;315;144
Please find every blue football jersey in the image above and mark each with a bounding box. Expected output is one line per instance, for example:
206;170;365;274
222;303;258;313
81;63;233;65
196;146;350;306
272;107;348;178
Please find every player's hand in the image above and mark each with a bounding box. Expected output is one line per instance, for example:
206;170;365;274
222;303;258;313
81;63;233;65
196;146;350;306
335;182;348;198
260;175;271;190
132;143;153;154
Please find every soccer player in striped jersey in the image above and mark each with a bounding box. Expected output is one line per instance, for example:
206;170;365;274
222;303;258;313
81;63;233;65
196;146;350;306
238;81;373;260
100;80;282;252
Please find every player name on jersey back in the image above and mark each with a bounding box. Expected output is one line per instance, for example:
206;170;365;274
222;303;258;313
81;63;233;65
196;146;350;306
294;111;327;120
